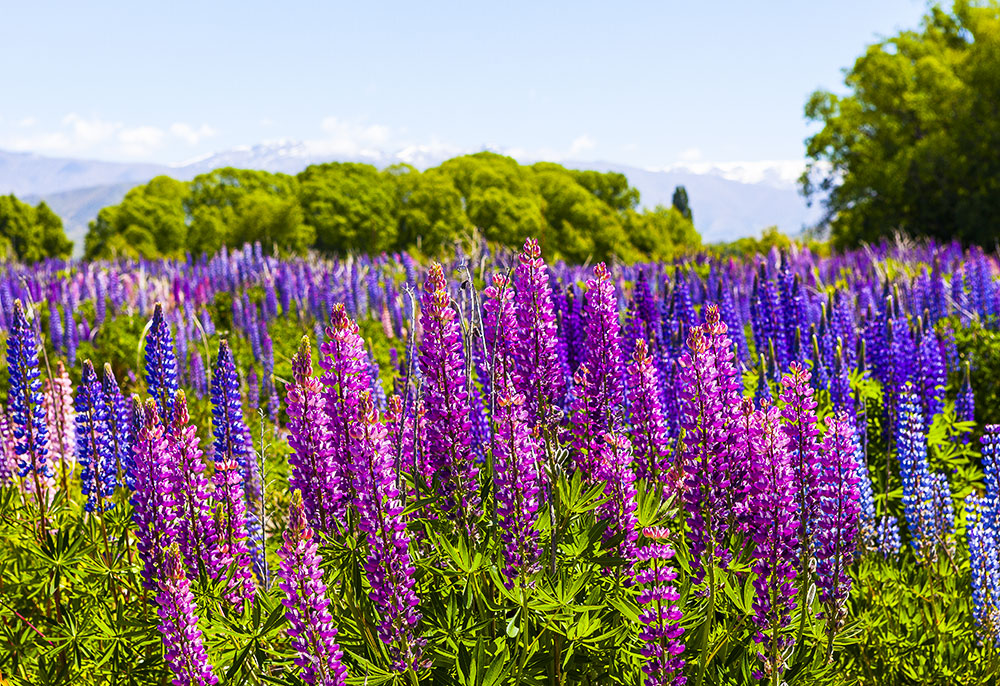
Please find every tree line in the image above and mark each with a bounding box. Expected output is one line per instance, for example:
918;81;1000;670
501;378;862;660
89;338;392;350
81;152;699;264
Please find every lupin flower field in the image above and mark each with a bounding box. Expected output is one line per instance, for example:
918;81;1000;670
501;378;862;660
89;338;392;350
3;236;1000;686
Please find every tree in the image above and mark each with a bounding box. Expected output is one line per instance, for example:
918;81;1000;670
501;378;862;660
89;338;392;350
671;185;693;222
85;176;188;259
802;1;1000;248
625;205;699;261
297;162;398;255
386;164;467;257
0;195;73;262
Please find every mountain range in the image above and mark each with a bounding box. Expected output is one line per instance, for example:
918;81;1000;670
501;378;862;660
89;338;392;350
0;144;824;254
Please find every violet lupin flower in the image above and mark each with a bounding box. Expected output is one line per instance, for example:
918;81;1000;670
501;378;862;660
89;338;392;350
167;391;216;579
627;339;671;485
102;364;133;487
276;495;348;686
7;300;54;504
287;337;341;534
319;304;374;531
349;392;424;671
813;412;861;645
492;390;543;588
145;303;180;423
746;402;798;684
956;361;975;444
676;323;730;582
0;408;19;487
779;363;822;581
511;238;565;424
966;495;1000;647
578;263;625;446
635;527;686;686
75;361;115;513
419;264;478;533
208;340;256;603
594;431;639;561
156;545;219;686
130;398;178;591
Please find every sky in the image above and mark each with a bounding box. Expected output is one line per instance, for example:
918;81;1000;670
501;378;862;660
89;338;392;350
0;0;930;170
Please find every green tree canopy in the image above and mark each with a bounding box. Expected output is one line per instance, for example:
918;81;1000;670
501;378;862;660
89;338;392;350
298;162;398;255
802;1;1000;248
85;176;188;259
0;195;73;262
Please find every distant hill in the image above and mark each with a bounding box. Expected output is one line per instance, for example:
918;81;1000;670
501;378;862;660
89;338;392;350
2;144;822;255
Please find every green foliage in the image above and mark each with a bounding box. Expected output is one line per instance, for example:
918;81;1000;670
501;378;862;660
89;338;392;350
0;195;73;262
82;154;701;263
802;1;1000;248
709;226;794;258
671;185;692;223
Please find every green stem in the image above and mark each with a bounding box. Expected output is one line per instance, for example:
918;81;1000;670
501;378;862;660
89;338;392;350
694;562;716;686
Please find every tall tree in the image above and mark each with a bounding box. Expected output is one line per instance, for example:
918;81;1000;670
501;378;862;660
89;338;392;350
0;195;73;262
802;1;1000;248
671;185;692;222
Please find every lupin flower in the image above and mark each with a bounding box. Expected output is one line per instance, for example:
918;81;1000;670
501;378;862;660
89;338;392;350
747;403;798;683
156;545;219;686
956;361;975;444
983;425;1000;530
578;263;625;444
167;391;216;579
635;527;685;686
102;364;133;486
209;340;256;602
856;449;878;553
895;388;939;563
7;300;54;501
43;360;76;488
419;264;478;533
319;303;374;530
676;322;731;582
627;339;671;485
349;392;423;671
966;495;1000;647
511;238;565;423
875;515;902;558
778;363;822;577
276;495;348;686
0;408;19;487
130;398;178;590
145;303;180;423
814;413;861;642
287;337;341;534
75;361;115;513
594;432;639;561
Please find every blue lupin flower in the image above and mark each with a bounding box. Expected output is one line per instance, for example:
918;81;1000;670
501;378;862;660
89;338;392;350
144;302;179;423
966;495;1000;646
102;364;133;488
7;300;53;497
76;361;116;512
895;387;939;562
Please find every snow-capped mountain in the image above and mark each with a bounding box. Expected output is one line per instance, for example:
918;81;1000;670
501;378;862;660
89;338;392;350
5;143;823;252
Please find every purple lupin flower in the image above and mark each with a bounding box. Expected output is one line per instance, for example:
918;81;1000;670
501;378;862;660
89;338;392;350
145;303;180;423
166;391;216;579
627;339;671;485
578;263;625;450
814;412;861;646
676;323;731;582
319;304;373;531
594;431;639;561
635;527;686;686
130;398;178;591
102;364;133;487
419;263;478;533
511;238;565;424
156;545;218;686
350;392;423;671
75;361;115;513
276;495;348;686
747;401;798;684
287;337;341;534
208;340;256;603
0;407;19;487
957;361;975;444
779;362;822;580
492;390;543;587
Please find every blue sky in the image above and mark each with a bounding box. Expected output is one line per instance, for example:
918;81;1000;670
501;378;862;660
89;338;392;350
0;0;929;169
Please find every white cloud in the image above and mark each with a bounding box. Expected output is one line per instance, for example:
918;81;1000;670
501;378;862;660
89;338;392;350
169;122;217;145
651;158;809;190
568;134;596;157
308;117;392;157
17;116;37;128
118;125;166;156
